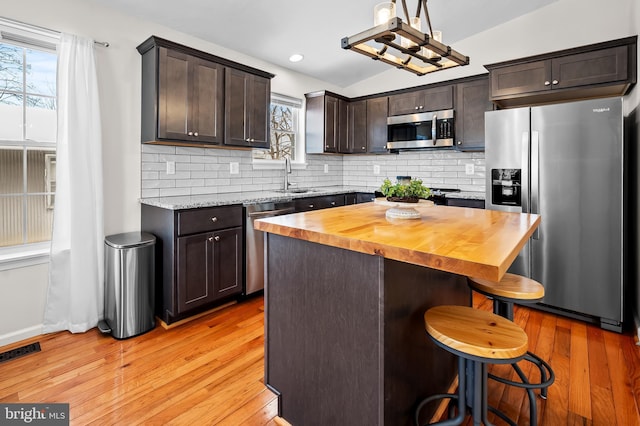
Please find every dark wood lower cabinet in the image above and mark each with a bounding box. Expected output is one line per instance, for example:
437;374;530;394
142;204;243;324
265;235;470;425
446;198;485;209
177;227;242;314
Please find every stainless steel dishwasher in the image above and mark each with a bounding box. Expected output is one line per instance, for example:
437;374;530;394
245;201;295;295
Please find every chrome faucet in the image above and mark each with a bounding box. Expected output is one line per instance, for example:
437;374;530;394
284;157;292;190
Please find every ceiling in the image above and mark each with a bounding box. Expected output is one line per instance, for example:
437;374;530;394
92;0;557;88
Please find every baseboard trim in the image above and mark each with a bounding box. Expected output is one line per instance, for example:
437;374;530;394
157;301;237;330
0;325;43;348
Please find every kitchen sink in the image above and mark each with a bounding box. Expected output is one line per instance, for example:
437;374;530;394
275;188;314;194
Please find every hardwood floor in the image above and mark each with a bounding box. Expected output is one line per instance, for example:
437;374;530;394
0;293;639;425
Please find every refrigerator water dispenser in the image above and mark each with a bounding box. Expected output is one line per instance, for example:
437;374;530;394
491;169;521;206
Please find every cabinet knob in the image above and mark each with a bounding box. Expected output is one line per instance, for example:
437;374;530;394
188;131;194;136
214;235;220;241
194;132;199;137
361;146;366;150
309;204;314;208
552;80;559;85
208;236;214;242
544;81;551;86
415;106;419;110
251;138;255;142
331;202;336;206
326;145;329;149
211;217;218;222
457;141;462;145
246;138;250;142
419;105;423;109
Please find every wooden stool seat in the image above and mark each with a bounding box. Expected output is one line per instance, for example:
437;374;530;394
416;305;529;425
467;273;545;301
425;305;528;362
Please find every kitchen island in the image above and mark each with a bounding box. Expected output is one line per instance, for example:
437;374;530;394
255;202;540;426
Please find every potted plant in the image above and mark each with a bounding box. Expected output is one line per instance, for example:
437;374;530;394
380;177;431;203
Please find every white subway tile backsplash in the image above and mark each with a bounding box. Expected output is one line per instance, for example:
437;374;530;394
176;147;206;155
142;144;176;154
159;187;191;197
140;146;485;198
141;189;160;198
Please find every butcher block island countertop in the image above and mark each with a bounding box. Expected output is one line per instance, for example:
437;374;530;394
254;201;540;282
255;202;540;426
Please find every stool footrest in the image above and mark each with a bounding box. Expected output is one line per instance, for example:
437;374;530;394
488;351;555;391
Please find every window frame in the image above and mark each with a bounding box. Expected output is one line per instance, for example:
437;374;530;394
252;93;306;170
0;18;59;267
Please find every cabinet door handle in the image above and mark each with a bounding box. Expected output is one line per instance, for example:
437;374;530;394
211;217;218;222
552;80;559;85
544;81;551;86
188;131;194;136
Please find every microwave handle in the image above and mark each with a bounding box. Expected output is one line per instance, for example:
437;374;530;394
431;113;437;145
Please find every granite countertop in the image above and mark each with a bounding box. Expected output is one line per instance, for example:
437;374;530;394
139;186;379;210
447;191;485;200
139;186;486;210
254;202;539;281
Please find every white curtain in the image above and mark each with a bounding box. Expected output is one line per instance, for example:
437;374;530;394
43;34;104;333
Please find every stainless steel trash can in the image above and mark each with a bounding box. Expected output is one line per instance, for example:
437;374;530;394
99;232;156;339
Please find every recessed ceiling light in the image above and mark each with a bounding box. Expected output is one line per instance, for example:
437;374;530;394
289;54;304;63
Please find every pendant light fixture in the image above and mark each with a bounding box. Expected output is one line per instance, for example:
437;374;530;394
341;0;469;76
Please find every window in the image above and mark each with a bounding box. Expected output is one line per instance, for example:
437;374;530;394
0;33;57;250
253;93;303;163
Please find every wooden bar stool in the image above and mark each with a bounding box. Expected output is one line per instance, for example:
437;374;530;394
415;305;528;426
467;273;555;426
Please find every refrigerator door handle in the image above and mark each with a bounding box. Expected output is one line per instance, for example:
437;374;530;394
521;132;529;213
531;130;540;240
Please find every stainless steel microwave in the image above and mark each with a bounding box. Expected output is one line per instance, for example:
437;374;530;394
386;109;454;150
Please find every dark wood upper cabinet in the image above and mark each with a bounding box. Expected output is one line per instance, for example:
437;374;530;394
347;100;367;154
224;68;270;148
305;92;348;154
150;47;224;144
388;85;453;116
366;96;389;153
486;36;636;107
137;36;273;148
454;76;493;151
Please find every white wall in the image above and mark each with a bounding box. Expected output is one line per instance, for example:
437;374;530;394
0;0;637;346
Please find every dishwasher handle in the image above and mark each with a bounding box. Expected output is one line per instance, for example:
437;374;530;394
248;207;296;220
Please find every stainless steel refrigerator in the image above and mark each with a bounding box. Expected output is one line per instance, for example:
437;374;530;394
485;97;625;332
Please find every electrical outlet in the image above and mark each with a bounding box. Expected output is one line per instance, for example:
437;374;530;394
465;163;475;175
230;162;239;174
324;164;329;173
166;161;175;175
373;164;380;175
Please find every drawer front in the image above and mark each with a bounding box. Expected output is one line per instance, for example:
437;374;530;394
177;205;242;236
294;195;345;212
